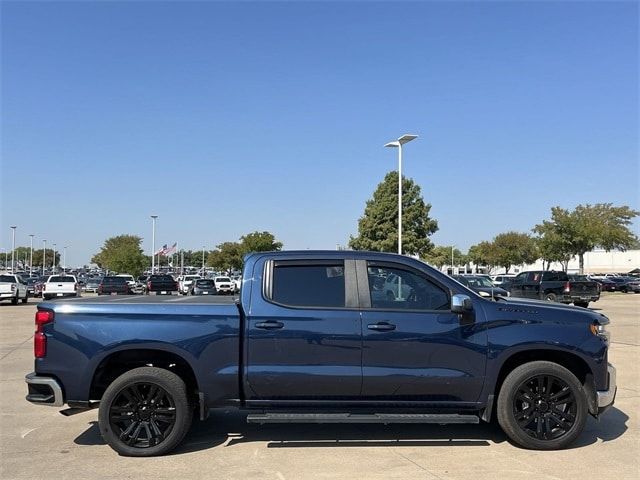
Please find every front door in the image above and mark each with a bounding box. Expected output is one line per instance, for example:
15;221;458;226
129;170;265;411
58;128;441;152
245;258;362;401
360;260;487;404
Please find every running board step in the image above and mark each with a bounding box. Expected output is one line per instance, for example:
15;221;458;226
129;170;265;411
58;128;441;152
246;413;479;424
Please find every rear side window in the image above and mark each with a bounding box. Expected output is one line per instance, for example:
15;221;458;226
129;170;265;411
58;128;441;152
271;262;345;308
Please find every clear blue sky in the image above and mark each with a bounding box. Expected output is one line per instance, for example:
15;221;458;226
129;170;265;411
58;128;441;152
2;1;638;266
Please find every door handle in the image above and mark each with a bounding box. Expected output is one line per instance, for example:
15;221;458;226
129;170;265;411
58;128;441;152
367;322;396;331
255;321;284;330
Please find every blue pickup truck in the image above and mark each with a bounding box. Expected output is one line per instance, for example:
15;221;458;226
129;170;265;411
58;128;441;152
25;251;616;456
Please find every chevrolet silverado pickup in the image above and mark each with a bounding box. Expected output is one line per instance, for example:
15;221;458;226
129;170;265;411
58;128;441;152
25;251;616;456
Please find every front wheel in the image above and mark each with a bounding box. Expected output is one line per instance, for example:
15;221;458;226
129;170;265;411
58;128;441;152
497;361;587;450
98;367;192;457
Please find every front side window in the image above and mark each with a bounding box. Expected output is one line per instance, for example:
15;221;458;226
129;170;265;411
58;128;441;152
368;264;449;311
271;262;345;308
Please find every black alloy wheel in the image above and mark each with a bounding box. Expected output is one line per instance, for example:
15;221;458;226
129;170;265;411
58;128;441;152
98;367;192;456
108;383;177;449
497;361;587;450
512;374;577;441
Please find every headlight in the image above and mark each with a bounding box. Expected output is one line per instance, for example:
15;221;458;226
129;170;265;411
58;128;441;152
590;322;610;344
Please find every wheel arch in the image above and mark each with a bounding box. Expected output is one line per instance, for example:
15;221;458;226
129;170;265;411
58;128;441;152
89;348;200;403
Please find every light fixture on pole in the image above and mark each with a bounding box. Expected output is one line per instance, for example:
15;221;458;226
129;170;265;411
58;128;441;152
42;240;47;273
10;226;17;273
384;134;418;255
29;235;34;277
150;215;158;273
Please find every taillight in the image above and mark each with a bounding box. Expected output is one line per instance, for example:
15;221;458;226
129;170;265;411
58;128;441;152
34;310;54;358
11;284;16;293
147;281;152;290
98;285;102;293
43;284;47;291
564;282;571;293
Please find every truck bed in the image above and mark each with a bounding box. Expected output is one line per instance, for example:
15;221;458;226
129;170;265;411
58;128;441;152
42;294;240;305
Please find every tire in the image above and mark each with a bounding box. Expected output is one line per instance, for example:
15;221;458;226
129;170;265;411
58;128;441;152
573;301;589;308
21;293;28;304
545;292;557;302
11;296;18;305
497;361;587;450
98;367;192;457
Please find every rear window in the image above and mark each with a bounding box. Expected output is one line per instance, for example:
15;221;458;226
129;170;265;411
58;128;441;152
150;275;173;281
195;280;214;287
0;275;16;282
48;276;75;283
102;277;127;284
270;262;345;308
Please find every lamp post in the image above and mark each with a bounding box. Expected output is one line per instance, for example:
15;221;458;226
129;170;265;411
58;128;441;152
384;134;418;255
42;240;47;273
202;246;206;274
63;246;68;272
151;215;158;273
10;226;17;273
52;243;57;273
29;235;34;277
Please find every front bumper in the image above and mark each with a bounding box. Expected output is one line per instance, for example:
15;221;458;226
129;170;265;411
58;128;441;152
25;373;64;407
596;363;616;409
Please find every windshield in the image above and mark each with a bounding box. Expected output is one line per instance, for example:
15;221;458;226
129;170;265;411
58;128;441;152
196;280;214;287
467;277;495;288
0;275;16;282
216;277;231;282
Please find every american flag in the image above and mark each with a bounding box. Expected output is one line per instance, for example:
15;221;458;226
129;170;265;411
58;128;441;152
155;244;167;256
164;242;177;256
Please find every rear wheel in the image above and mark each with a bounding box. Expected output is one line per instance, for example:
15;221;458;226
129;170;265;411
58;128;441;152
21;292;28;304
11;296;18;305
545;292;557;302
497;361;587;450
98;367;192;457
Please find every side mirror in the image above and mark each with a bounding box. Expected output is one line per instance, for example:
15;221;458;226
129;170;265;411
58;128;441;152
451;294;473;313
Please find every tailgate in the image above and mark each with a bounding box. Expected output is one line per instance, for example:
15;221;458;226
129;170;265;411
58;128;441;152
46;283;75;293
570;281;599;295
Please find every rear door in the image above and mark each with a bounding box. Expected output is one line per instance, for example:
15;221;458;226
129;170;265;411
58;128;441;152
245;258;362;401
359;260;487;404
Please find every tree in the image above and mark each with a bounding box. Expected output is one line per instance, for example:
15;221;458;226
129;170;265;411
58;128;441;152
349;171;438;256
207;242;243;271
25;248;60;269
423;245;466;269
534;230;573;271
240;231;283;254
492;232;538;273
468;241;499;273
91;235;147;277
534;204;639;274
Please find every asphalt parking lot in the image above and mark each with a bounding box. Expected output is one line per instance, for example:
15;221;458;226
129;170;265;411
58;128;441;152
0;293;638;480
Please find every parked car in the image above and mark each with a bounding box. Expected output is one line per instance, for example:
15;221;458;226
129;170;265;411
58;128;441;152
608;276;640;293
98;276;131;295
34;276;48;298
590;277;618;292
26;251;616;456
231;276;242;292
83;277;102;293
491;274;517;287
190;278;216;295
116;274;143;294
213;276;235;295
452;275;509;298
146;274;179;295
178;275;201;295
25;277;39;297
0;273;29;304
42;275;79;300
509;271;599;308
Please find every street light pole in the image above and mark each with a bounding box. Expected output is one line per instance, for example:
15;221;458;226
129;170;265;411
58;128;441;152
202;246;205;274
384;134;418;255
151;215;158;273
52;243;57;273
451;246;454;274
10;226;17;273
63;246;68;272
42;240;47;273
29;235;34;277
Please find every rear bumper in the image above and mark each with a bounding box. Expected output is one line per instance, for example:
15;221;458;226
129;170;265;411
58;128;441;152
596;363;616;410
25;373;64;407
559;294;599;303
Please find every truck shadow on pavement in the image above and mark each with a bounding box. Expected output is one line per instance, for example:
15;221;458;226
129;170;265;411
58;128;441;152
73;406;628;454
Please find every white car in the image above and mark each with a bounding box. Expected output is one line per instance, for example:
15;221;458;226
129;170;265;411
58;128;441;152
231;276;242;293
116;274;143;294
43;275;79;300
213;276;235;295
178;275;201;295
491;274;516;286
0;273;29;304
